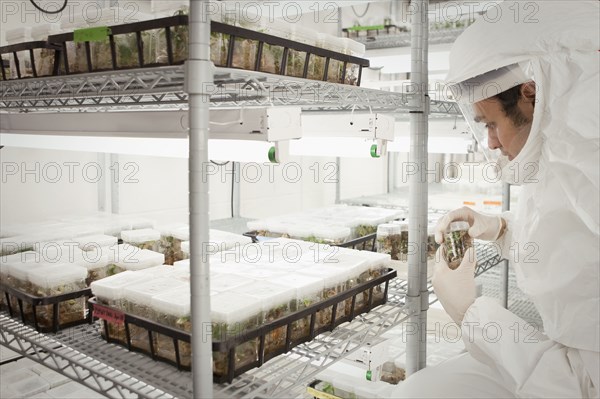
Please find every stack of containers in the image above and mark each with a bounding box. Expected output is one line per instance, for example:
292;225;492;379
211;292;264;377
102;244;165;276
278;274;324;343
90;271;148;343
121;278;188;352
27;265;88;329
230;281;296;357
3;28;34;79
151;286;194;366
342;38;366;85
121;229;161;251
158;225;188;265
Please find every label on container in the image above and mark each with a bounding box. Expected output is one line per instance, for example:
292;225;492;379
93;304;125;325
74;27;112;43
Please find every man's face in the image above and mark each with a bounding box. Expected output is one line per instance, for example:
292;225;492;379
473;96;534;161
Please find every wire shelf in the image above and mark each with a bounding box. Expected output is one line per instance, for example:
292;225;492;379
0;241;501;399
0;66;460;115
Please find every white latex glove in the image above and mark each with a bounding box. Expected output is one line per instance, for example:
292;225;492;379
432;246;477;325
434;206;506;244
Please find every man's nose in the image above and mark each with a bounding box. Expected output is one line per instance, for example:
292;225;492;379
488;129;501;150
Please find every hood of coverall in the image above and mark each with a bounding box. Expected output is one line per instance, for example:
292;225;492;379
446;1;599;352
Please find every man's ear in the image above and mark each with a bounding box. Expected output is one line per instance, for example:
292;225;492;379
521;81;536;104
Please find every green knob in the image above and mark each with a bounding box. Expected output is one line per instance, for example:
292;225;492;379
366;370;372;381
268;146;277;163
370;144;380;158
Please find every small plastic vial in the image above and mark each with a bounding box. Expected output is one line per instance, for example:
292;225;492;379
376;223;407;261
443;221;473;270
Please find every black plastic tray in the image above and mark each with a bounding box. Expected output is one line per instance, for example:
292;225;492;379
46;15;368;85
0;41;62;80
1;283;92;333
89;268;396;383
243;231;377;252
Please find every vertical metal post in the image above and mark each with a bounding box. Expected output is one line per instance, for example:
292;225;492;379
232;162;241;218
406;0;429;376
501;183;511;309
187;0;213;397
109;154;119;214
335;157;341;204
388;152;397;194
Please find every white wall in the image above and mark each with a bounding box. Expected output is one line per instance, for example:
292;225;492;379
0;147;99;223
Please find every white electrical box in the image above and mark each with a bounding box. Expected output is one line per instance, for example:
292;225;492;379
209;107;302;142
302;113;395;140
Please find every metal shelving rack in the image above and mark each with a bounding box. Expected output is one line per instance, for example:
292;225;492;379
0;66;460;115
0;0;469;397
352;27;467;50
0;242;501;399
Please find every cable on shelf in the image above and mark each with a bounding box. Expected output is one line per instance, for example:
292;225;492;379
28;0;68;14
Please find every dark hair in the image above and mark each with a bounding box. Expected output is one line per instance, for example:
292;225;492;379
492;84;532;127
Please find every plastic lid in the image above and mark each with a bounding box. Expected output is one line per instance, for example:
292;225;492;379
277;274;324;300
90;271;147;301
448;221;470;233
342;38;366;57
210;229;252;249
151;290;190;317
137;265;178;277
5;27;32;44
73;234;117;251
210;274;255;292
30;24;57;41
28;265;87;289
123;278;187;305
109;244;163;269
313;226;351;241
298;267;346;288
230;280;295;311
121;229;160;244
7;261;47;281
210;291;263;324
231;266;286;281
377;223;402;237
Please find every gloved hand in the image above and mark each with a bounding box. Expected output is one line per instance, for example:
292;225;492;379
434;206;506;244
432;247;477;325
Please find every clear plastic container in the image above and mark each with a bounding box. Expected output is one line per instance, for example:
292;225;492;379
79;249;113;285
427;224;440;260
27;265;87;329
211;291;263;377
151;289;191;366
443;221;473;270
122;278;187;352
210;273;255;292
121;229;161;251
298;267;349;328
5;27;34;78
341;38;365;86
59;17;90;73
376;223;405;261
231;281;295;357
30;24;61;76
108;244;165;274
158;225;188;265
278;274;324;343
73;234;117;251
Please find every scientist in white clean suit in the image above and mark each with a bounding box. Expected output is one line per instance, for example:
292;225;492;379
395;2;599;398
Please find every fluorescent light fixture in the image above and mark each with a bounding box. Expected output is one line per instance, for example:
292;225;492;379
0;133;189;158
0;134;288;162
209;139;285;163
388;137;472;154
289;137;382;158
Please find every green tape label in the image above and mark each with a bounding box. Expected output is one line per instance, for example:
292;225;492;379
74;27;111;43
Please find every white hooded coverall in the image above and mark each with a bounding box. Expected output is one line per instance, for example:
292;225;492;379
395;2;599;398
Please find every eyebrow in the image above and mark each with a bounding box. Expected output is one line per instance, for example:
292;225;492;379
474;115;486;123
